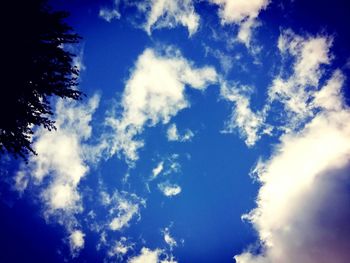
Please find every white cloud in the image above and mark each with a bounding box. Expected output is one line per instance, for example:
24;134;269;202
69;229;85;254
138;0;199;36
161;259;178;263
277;30;332;84
162;227;177;250
204;45;233;74
221;83;271;146
15;95;100;228
127;247;176;263
312;70;345;111
149;155;182;185
46;183;80;211
167;124;180;141
235;109;350;263
100;191;112;206
167;123;194;142
209;0;270;46
109;203;139;231
12;93;106;257
268;30;333;131
14;169;28;193
106;191;146;231
163;154;182;176
108;237;134;259
99;0;121;22
221;30;336;146
152;161;164;179
158;182;182;197
96;231;108;251
112;239;130;255
128;247;161;263
234;31;350;263
236;19;256;46
105;47;217;163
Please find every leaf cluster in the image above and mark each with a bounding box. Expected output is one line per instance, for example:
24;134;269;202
0;0;83;159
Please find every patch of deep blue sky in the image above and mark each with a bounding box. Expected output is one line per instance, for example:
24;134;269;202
1;0;350;262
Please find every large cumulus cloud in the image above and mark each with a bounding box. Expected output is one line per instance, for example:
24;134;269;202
234;31;350;263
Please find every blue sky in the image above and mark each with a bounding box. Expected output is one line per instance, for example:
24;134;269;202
1;0;350;262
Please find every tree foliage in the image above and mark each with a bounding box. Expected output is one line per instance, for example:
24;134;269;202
0;0;82;159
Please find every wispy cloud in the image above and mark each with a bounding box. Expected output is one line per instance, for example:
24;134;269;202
149;154;182;184
138;0;199;36
167;123;194;142
220;83;271;146
107;237;134;260
221;30;335;146
99;190;146;231
268;29;333;130
209;0;270;46
105;46;217;163
99;0;121;22
203;45;234;74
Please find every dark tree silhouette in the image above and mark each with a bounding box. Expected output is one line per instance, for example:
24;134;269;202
1;0;82;159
